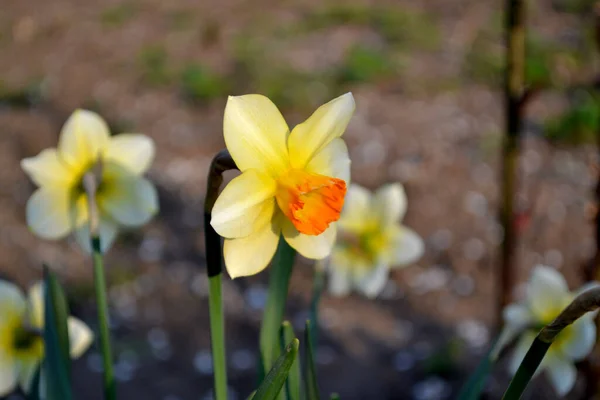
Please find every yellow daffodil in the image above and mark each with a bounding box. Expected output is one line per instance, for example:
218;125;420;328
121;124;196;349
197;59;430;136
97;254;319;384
328;183;424;298
0;280;93;396
500;265;597;396
21;109;158;252
210;93;355;278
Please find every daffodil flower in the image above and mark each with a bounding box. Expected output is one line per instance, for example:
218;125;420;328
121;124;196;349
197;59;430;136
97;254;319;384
210;93;355;278
501;265;597;397
327;183;424;298
0;280;93;396
21;109;158;252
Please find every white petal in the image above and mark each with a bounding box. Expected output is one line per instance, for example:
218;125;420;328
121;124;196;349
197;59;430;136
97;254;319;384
493;304;534;358
390;226;424;266
99;175;158;227
327;262;352;297
74;218;119;253
354;264;390;298
20;149;75;188
0;281;26;321
338;184;371;232
527;265;571;322
26;188;73;239
508;331;537;375
67;317;93;358
211;170;277;239
223;218;281;278
282;219;336;260
26;282;44;329
372;183;407;225
224;95;290;175
304;138;351;183
58;109;110;170
546;355;577;396
18;358;39;394
288;93;355;169
105;134;155;175
560;315;596;361
0;355;17;397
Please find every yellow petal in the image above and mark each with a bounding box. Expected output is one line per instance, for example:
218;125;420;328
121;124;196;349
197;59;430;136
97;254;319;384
223;218;281;278
281;218;336;259
288;93;355;169
338;184;371;232
105;134;155;175
211;170;277;239
372;183;407;226
74;218;119;253
20;149;75;188
67;317;93;358
26;188;73;239
305;138;351;183
224;95;290;175
99;170;158;227
58;109;110;171
26;282;43;329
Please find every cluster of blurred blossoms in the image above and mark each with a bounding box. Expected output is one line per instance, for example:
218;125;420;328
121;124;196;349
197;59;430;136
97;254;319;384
0;280;92;396
21;109;158;252
499;265;598;396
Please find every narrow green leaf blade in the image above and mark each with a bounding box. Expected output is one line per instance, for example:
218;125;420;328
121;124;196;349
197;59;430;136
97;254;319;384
253;338;300;400
281;321;301;400
43;266;72;400
304;320;320;400
502;337;551;400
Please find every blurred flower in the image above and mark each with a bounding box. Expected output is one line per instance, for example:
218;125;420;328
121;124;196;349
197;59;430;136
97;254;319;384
0;280;93;396
327;183;424;298
501;265;597;396
21;109;158;252
211;93;355;278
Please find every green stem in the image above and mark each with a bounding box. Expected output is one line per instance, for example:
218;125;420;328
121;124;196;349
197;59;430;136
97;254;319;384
208;273;228;400
260;238;296;377
91;237;116;400
309;262;325;348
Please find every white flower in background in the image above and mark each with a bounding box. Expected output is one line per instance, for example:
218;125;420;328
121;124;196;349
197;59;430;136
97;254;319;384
21;109;158;252
0;280;93;396
501;265;597;397
327;183;424;298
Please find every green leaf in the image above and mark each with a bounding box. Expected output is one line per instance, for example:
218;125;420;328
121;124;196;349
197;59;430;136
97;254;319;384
43;266;72;400
281;321;301;400
329;394;340;400
304;320;320;400
259;237;296;378
253;339;300;400
456;337;500;400
501;337;551;399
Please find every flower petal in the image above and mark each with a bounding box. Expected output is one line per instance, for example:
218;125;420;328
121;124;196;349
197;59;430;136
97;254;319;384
494;304;534;358
0;280;26;319
561;315;596;361
527;265;571;322
26;188;73;239
372;183;407;225
508;331;536;375
105;134;155;175
390;226;424;266
545;354;577;396
305;138;351;183
288;93;355;169
327;257;352;297
282;219;336;259
74;218;119;253
223;218;281;278
26;282;44;329
0;355;17;397
17;358;39;394
68;317;93;358
21;149;75;188
338;184;371;232
58;109;110;171
99;175;158;227
211;170;277;239
354;264;389;298
224;95;290;175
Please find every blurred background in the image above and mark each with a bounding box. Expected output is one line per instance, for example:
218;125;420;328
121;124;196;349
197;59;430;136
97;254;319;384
1;0;599;399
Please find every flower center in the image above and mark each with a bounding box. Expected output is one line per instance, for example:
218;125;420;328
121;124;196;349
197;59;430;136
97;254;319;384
12;324;41;351
338;229;385;267
275;169;346;236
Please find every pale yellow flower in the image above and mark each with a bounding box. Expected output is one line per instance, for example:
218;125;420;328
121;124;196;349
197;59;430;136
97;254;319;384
21;109;158;252
210;93;355;278
500;265;598;397
328;183;423;298
0;280;93;396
